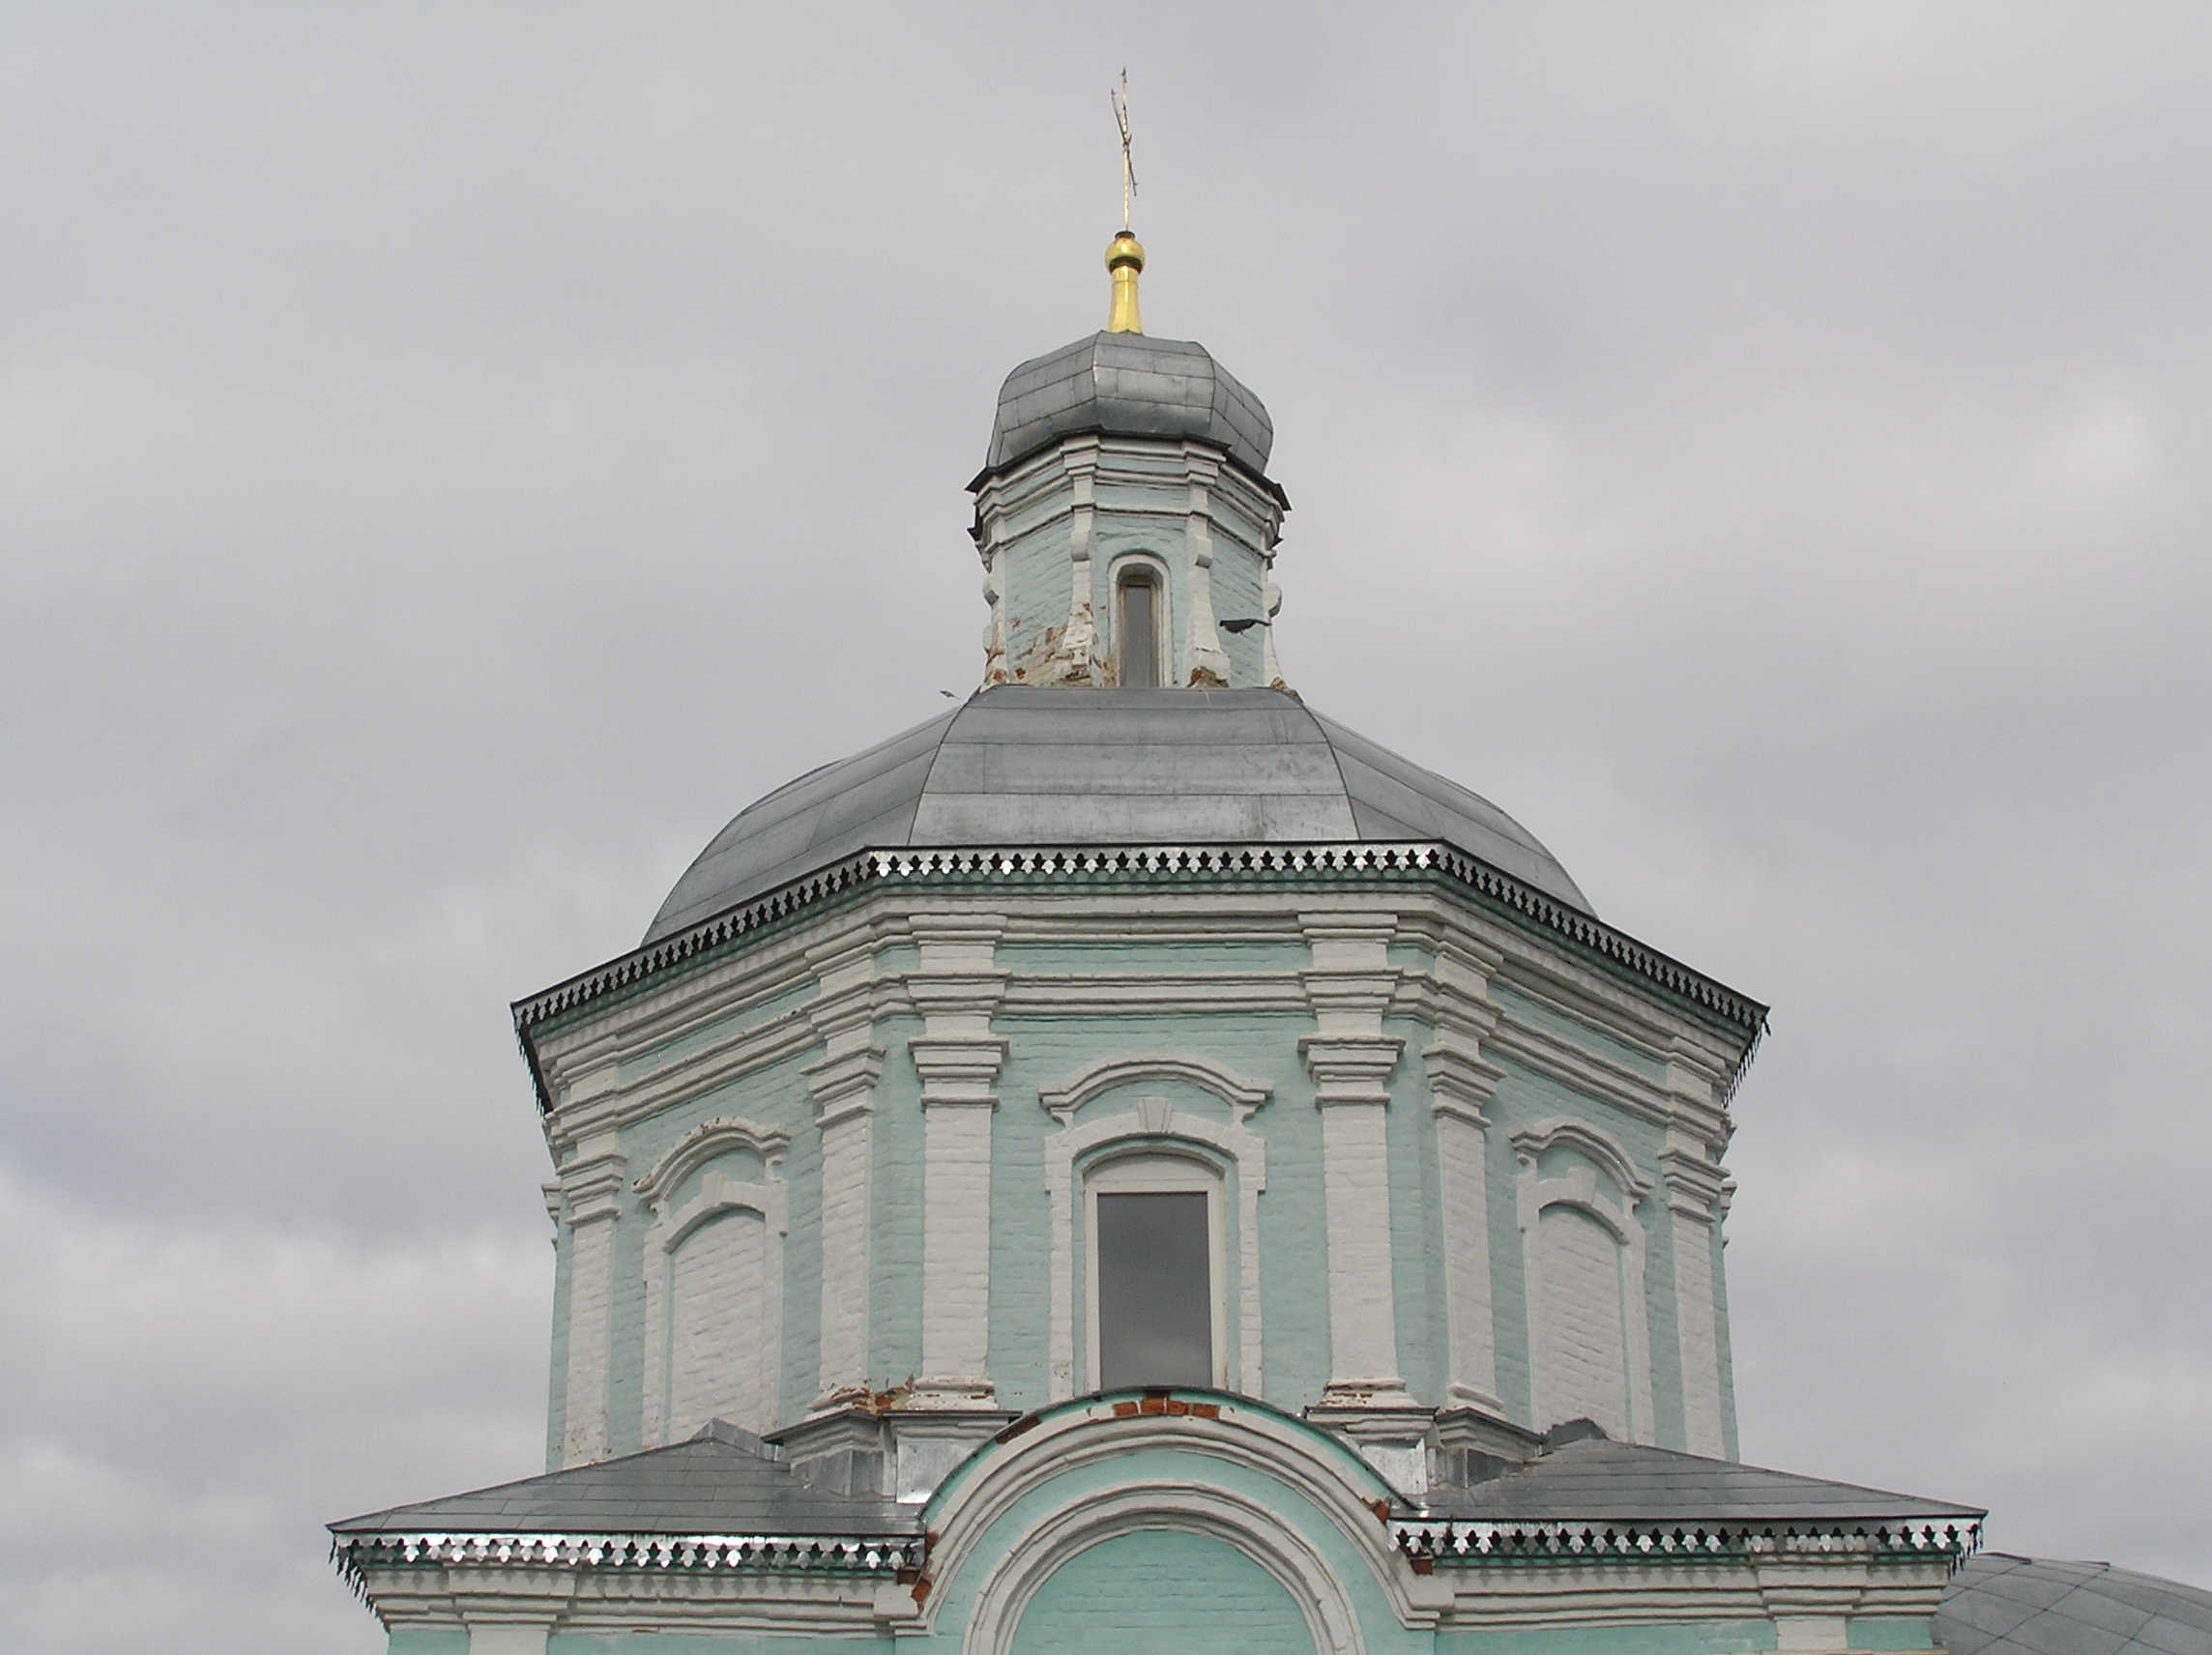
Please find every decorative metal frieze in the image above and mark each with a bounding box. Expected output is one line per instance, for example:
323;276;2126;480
1391;1519;1981;1571
330;1530;923;1598
512;842;1768;1110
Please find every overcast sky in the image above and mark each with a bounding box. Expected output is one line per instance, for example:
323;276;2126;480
4;6;2208;1650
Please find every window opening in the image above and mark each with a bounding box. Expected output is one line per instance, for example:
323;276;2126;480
1095;1189;1210;1388
1117;573;1159;687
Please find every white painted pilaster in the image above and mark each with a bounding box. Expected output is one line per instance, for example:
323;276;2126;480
555;1089;626;1467
1298;914;1409;1405
1052;439;1101;685
1182;448;1232;687
1423;943;1507;1414
1260;576;1285;688
1661;1129;1732;1459
803;938;887;1411
907;915;1009;1407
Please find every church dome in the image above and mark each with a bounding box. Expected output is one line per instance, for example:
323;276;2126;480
644;685;1592;944
1938;1553;2212;1655
981;331;1275;481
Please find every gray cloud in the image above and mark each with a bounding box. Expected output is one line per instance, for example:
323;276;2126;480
4;6;2207;1648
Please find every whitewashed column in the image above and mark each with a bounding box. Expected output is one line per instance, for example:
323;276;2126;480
1298;914;1410;1404
1054;438;1102;685
907;915;1009;1407
1661;1131;1732;1459
1182;447;1232;688
555;1091;626;1467
803;937;886;1412
1422;943;1507;1414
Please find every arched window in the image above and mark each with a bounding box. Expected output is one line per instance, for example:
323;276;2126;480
1085;1150;1226;1391
1115;567;1162;687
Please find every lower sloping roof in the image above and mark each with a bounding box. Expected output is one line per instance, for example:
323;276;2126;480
1415;1437;1985;1527
329;1421;918;1540
1938;1554;2212;1655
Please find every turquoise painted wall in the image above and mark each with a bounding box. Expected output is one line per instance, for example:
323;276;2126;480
1436;1622;1779;1655
385;1631;469;1655
560;902;1740;1459
545;1637;888;1655
1009;1527;1314;1655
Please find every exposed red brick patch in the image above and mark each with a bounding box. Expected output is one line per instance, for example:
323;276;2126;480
1140;1396;1167;1416
1370;1499;1391;1524
1113;1401;1140;1418
1165;1399;1189;1416
1190;1403;1220;1420
912;1578;932;1605
993;1414;1041;1444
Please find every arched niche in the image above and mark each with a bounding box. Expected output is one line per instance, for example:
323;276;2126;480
1510;1116;1655;1444
634;1116;791;1445
916;1396;1426;1655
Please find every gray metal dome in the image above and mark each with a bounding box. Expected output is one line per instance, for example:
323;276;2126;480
645;687;1592;944
1938;1553;2212;1655
980;332;1274;481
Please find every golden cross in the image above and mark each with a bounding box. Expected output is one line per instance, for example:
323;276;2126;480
1111;70;1136;231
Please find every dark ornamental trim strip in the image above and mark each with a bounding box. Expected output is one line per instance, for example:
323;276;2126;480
331;1531;924;1600
513;843;1769;1110
1391;1520;1982;1572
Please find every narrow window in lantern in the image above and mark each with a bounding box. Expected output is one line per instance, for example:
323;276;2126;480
1118;574;1158;687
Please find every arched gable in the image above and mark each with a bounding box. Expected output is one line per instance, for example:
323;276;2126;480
909;1391;1444;1654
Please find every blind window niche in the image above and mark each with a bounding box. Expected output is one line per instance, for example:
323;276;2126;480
1088;1154;1221;1392
1116;571;1160;687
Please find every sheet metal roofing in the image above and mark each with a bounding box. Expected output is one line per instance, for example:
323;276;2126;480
1414;1437;1986;1526
644;686;1593;944
1938;1554;2212;1655
330;1424;917;1539
981;332;1274;480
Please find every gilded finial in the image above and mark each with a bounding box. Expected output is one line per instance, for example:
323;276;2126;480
1106;231;1145;334
1107;72;1143;334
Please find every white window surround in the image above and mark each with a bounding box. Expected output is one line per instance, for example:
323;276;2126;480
634;1117;791;1448
1509;1116;1656;1446
1039;1054;1271;1404
1084;1148;1229;1392
1106;552;1171;688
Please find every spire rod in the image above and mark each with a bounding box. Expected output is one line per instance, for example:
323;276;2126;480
1106;71;1144;334
1112;69;1136;232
